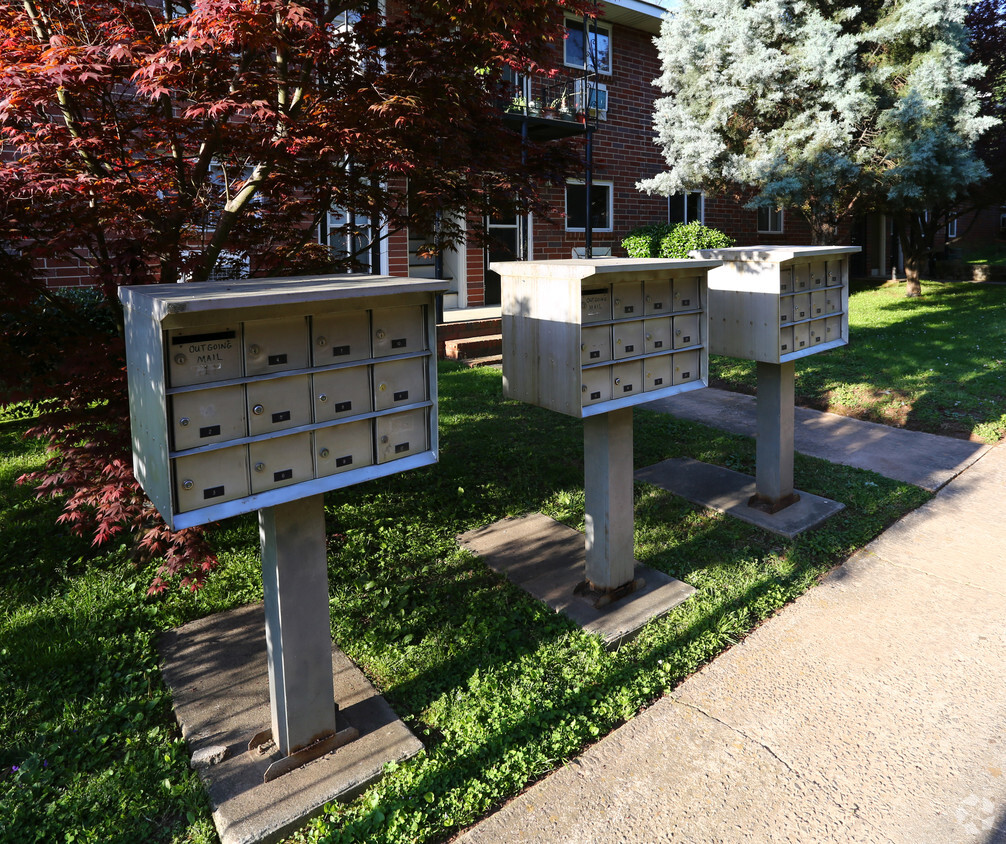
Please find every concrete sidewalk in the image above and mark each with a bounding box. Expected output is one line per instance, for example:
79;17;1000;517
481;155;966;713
459;437;1006;841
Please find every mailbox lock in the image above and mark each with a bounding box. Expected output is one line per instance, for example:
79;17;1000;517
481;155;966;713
248;344;261;357
582;384;588;393
179;417;190;427
252;404;265;415
254;462;265;473
317;336;327;347
645;333;652;341
614;377;622;386
182;479;194;491
380;435;389;444
174;353;187;365
318;393;329;403
319;448;330;459
378;383;387;392
376;329;386;341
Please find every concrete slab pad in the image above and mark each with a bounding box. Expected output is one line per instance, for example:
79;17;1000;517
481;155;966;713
645;387;990;491
158;603;422;844
635;456;845;538
458;513;695;648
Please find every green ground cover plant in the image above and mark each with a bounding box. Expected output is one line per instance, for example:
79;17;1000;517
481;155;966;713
711;280;1006;443
1;358;930;844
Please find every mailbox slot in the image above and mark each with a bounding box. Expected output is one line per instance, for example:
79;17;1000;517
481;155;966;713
581;366;613;406
612;320;644;360
672;276;700;311
611;281;643;318
611;360;642;397
167;324;242;387
779;326;793;355
373;357;427;411
249;433;313;494
792;293;811;322
372;306;426;357
793;263;810;290
808;319;825;346
244;315;310;376
313;365;372;422
376;409;428;463
312;310;371;365
810;291;826;317
826;260;843;286
673;313;701;349
780;297;793;325
672;350;700;385
314;420;374;476
581;288;611;323
174;445;249;512
171;385;246;451
644;356;673;391
643;317;672;353
644;279;671;315
825;315;842;342
791;322;810;352
247;374;312;436
779;268;793;294
580;325;612;365
824;290;842;315
810;261;827;288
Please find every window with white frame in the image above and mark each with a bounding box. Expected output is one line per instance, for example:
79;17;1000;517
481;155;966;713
564;18;611;75
566;180;613;232
946;217;958;239
757;206;784;233
320;207;375;271
668;192;703;225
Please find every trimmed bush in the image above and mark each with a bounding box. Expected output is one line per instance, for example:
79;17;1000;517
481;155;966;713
622;221;734;259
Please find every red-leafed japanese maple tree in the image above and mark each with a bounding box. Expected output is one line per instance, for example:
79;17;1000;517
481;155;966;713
0;0;593;590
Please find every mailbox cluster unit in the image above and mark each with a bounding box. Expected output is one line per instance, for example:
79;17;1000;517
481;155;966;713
694;246;857;363
121;276;446;530
492;259;721;417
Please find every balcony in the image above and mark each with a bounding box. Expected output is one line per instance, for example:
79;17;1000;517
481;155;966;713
500;71;596;142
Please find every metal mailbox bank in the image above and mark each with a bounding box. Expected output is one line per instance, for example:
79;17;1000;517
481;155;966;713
494;258;719;600
121;274;445;780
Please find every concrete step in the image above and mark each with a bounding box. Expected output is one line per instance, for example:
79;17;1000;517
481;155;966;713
457;353;502;368
436;318;502;358
443;333;503;361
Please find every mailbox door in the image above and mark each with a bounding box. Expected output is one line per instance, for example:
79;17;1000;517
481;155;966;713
779;268;793;294
644;356;673;391
312;311;371;366
644;279;671;315
314;420;374;476
247;375;312;436
171;385;246;451
580;325;612;365
808;319;825;346
672;350;701;385
810;291;827;318
167;324;242;387
780;296;794;325
791;322;810;353
313;366;372;422
581;367;612;406
824;290;842;314
612;281;643;319
611;360;642;398
643;317;672;353
825;316;843;342
792;293;811;323
174;445;249;511
373;358;427;411
810;261;827;288
673;313;701;348
249;433;313;493
244;316;310;376
826;259;843;286
612;320;644;360
793;263;811;291
581;287;611;323
672;276;700;311
376;409;429;463
372;306;426;357
779;326;794;356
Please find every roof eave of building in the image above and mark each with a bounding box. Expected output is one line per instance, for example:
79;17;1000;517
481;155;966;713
597;0;667;34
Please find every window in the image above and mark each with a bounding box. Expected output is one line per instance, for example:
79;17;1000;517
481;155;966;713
564;19;611;75
757;206;784;234
946;217;958;239
566;181;613;232
668;192;703;225
320;207;375;271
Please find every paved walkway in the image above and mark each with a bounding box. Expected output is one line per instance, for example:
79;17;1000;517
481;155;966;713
459;401;1006;843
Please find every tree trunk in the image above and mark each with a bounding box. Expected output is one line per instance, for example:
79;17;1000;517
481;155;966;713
896;212;926;297
903;256;923;297
810;217;839;246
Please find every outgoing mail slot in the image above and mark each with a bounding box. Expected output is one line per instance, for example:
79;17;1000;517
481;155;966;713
373;357;426;411
791;322;810;352
580;325;612;365
581;288;611;323
171;384;246;451
672;350;700;385
244;315;310;376
611;281;643;318
808;319;825;346
314;420;374;477
612;320;644;360
313;365;372;422
826;260;843;286
672;276;700;311
246;374;312;436
792;293;811;322
825;315;842;341
672;313;700;348
824;290;842;314
372;306;425;357
173;444;249;512
312;310;371;365
167;324;242;387
611;360;642;398
644;356;672;391
581;366;612;406
375;408;428;463
810;291;827;317
779;325;794;355
810;261;827;287
249;433;313;494
793;263;810;290
643;317;672;353
644;279;671;314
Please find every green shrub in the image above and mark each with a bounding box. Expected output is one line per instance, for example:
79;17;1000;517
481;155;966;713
622;221;734;258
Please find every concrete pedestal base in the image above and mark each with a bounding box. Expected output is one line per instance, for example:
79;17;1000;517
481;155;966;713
635;457;844;539
458;513;695;649
158;603;422;844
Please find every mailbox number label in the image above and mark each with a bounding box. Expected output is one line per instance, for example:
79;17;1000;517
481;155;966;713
335;401;352;413
394;442;410;453
654;377;663;386
268;354;288;366
271;410;291;424
204;485;226;500
200;425;221;438
335;455;353;467
333;345;350;356
391;338;407;349
273;469;293;482
393;390;409;402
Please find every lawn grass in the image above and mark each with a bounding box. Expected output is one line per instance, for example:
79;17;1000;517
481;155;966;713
1;357;931;844
711;279;1006;443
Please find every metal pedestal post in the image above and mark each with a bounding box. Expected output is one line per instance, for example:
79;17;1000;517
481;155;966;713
583;408;636;593
751;361;800;513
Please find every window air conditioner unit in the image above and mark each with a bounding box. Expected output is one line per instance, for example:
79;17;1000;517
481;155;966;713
575;81;608;118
